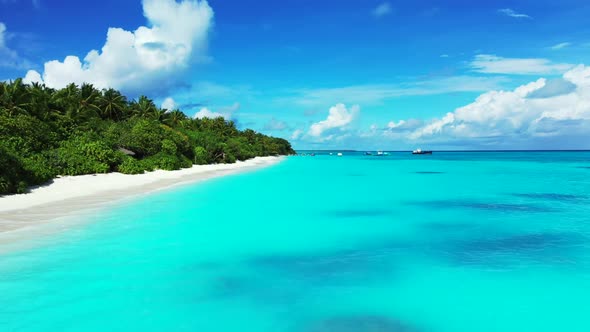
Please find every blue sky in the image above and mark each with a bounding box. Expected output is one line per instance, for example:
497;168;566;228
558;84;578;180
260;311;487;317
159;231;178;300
1;0;590;150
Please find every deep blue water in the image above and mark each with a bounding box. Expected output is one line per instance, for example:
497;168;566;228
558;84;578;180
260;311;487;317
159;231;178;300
1;151;590;331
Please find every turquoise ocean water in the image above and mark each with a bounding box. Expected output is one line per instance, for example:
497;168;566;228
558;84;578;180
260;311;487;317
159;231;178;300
1;152;590;331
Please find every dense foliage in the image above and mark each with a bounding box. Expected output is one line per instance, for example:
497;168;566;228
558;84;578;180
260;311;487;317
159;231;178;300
0;79;294;195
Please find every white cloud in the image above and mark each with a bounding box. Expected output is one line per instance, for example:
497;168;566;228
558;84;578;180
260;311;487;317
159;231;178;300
440;54;449;58
218;102;240;114
0;22;6;48
0;0;40;8
408;65;590;145
24;0;214;94
527;78;576;98
387;120;406;129
161;97;176;110
373;2;392;18
377;119;424;139
470;54;573;75
264;118;288;131
550;42;571;50
309;103;359;137
498;8;531;19
290;129;303;140
193;102;239;119
359;124;379;138
288;75;508;107
0;22;31;69
23;69;42;84
193;107;225;119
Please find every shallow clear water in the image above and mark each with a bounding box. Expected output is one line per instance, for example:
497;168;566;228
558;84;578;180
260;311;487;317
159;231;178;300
2;152;590;332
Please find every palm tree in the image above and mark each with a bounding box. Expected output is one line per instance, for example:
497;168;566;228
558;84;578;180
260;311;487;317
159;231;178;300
26;82;53;121
77;83;101;119
130;95;157;118
207;117;236;137
0;79;30;116
50;83;100;122
243;129;257;144
51;83;79;119
225;120;239;136
163;109;187;127
98;88;127;120
151;108;169;123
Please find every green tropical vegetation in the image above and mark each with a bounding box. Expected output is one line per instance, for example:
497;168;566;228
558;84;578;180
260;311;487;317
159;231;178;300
0;79;295;195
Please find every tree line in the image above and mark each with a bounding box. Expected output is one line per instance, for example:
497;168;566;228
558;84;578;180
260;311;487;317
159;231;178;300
0;79;295;195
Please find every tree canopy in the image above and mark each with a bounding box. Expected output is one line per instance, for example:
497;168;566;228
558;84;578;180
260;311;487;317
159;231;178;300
0;79;294;195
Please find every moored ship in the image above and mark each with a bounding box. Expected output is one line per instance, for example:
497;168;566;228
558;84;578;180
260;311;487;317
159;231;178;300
412;148;432;155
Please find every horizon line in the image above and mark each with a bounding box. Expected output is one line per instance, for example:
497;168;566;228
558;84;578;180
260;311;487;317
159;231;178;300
294;149;590;152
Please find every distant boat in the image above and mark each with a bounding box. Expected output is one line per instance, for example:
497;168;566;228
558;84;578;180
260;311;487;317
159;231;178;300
337;152;343;157
376;151;389;156
365;152;372;155
329;153;333;156
412;148;432;155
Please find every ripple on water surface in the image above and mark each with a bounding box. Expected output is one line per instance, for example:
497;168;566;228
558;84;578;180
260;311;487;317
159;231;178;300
511;192;586;202
447;232;588;268
413;199;557;213
303;315;418;332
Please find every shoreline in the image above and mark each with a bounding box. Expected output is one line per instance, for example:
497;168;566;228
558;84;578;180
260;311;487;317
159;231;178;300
0;156;284;235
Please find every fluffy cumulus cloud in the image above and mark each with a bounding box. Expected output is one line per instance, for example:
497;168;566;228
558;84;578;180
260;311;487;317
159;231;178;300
161;97;176;110
470;54;573;75
193;102;240;119
309;103;359;137
23;69;42;83
194;107;224;119
526;78;576;98
23;0;214;94
407;65;590;147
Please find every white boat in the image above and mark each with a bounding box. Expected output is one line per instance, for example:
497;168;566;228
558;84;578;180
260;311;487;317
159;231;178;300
412;148;432;155
337;152;343;157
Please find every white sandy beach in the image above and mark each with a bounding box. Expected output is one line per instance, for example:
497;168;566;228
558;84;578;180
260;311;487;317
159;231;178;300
0;156;283;233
